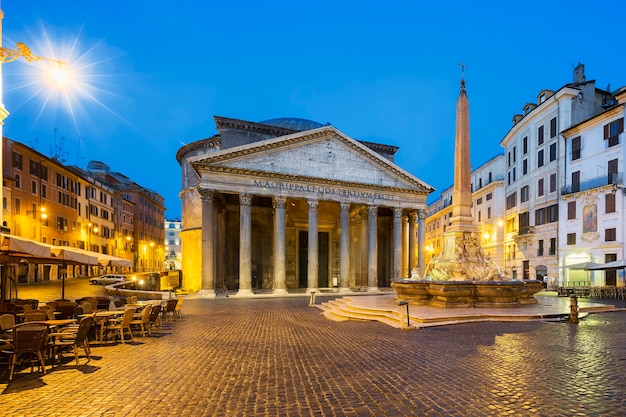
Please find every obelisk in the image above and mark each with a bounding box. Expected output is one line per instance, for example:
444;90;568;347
448;64;476;232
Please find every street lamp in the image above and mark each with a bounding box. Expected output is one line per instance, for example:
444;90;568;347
0;9;69;227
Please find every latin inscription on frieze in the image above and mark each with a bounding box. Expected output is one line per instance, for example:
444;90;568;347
253;180;395;201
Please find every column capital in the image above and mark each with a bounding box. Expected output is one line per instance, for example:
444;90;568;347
197;187;214;201
418;209;427;220
393;207;403;220
409;211;418;222
340;202;350;212
368;205;378;218
307;200;319;210
240;193;252;206
273;197;287;209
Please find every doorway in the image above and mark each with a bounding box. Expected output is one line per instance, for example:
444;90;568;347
298;231;329;288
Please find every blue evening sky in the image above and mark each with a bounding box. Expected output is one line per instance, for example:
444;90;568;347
3;0;625;220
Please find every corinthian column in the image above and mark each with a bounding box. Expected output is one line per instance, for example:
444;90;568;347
339;202;351;292
238;193;253;296
367;205;378;292
273;197;288;295
409;211;417;276
417;209;426;275
198;189;216;297
393;208;403;279
306;200;319;293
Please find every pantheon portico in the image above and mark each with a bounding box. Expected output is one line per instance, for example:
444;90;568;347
176;116;433;296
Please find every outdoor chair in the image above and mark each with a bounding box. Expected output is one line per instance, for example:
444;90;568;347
130;305;152;337
162;299;178;322
0;313;15;338
81;302;94;314
174;298;184;319
104;308;135;344
24;310;48;322
49;316;93;366
113;299;123;308
96;297;111;310
148;305;161;335
2;322;50;380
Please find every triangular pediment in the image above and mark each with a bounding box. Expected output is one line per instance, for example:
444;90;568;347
190;126;433;194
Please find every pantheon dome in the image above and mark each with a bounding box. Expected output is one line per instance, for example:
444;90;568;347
259;117;326;131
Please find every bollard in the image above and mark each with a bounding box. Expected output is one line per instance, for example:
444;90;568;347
398;301;410;327
309;291;316;306
569;295;579;324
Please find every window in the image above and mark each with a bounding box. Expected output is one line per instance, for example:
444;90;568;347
549;238;556;256
538;178;544;196
571;136;581;160
522;159;528;175
506;192;517;210
537;149;544;167
31;181;37;194
476;197;483;205
604;117;624;147
606;193;616;213
567;233;576;245
486;193;492;201
608;159;618;184
513;146;517;163
550;117;557;138
15;174;21;189
572;171;580;193
538;126;544;145
605;228;617;242
537;240;544;257
487;207;491;219
535;204;558;226
12;151;23;170
549;143;556;162
478;211;481;222
550;173;556;193
567;201;576;219
523;136;528;154
519;212;530;234
520;185;529;202
56;216;68;232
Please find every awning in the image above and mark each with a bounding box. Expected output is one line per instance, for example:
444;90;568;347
562;262;604;270
49;246;99;266
586;259;626;270
0;234;52;262
66;247;134;268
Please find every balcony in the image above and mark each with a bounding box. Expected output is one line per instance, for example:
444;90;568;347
561;172;623;196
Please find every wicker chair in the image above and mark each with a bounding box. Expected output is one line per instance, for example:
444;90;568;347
162;299;178;322
148;305;162;335
130;305;152;337
0;314;15;338
24;310;49;322
174;298;184;319
104;309;135;344
2;322;50;380
50;316;94;366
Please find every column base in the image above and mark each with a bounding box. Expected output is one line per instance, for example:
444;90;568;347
306;288;319;294
272;288;289;296
367;286;380;293
197;289;217;298
338;286;351;293
234;288;254;297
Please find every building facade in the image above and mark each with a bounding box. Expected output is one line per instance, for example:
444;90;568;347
164;219;182;271
177;116;433;296
2;137;165;281
560;88;626;287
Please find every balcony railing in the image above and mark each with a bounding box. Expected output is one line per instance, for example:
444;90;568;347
561;172;623;195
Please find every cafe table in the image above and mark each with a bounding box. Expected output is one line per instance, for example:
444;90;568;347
83;309;135;343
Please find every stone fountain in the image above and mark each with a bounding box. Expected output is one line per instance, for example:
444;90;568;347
392;72;542;308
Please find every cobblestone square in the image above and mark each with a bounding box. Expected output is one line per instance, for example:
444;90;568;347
2;297;626;416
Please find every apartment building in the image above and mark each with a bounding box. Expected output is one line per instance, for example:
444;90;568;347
560;88;626;287
500;64;608;282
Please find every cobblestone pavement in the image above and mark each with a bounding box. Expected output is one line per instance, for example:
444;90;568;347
1;296;626;417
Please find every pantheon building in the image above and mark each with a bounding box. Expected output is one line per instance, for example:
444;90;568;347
176;116;433;296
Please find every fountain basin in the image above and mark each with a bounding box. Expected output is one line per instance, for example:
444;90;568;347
392;279;543;308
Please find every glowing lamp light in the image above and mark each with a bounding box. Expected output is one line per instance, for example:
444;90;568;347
48;63;71;86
